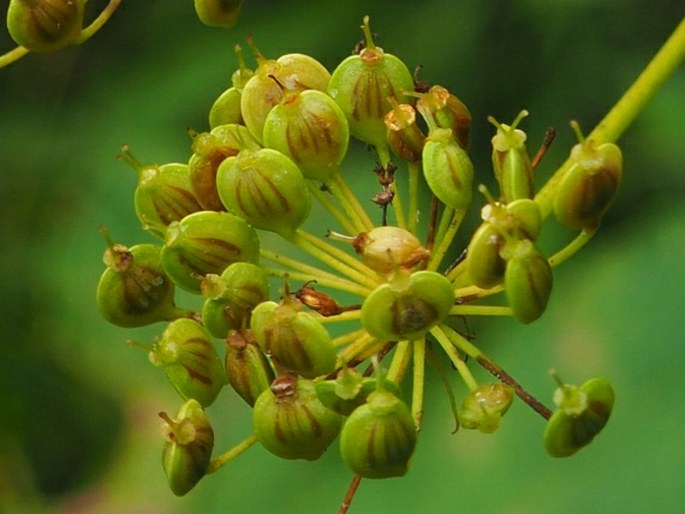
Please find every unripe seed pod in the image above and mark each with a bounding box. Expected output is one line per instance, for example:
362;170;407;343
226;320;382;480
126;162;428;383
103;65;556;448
119;146;202;239
489;110;534;203
544;377;614;458
241;39;331;144
188;124;260;211
96;234;188;328
225;330;275;406
351;226;430;274
503;239;553;324
7;0;84;52
340;389;417;478
208;45;255;128
160;399;214;496
421;128;474;209
201;262;270;339
416;85;471;150
328;16;414;150
160;211;260;294
384;100;425;163
216;148;311;238
315;372;403;416
362;270;454;341
460;383;515;433
149;319;226;407
252;375;343;461
250;298;337;379
194;0;243;28
554;121;623;230
263;89;350;183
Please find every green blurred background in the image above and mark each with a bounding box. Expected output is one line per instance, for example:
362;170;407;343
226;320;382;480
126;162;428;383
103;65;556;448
1;1;684;513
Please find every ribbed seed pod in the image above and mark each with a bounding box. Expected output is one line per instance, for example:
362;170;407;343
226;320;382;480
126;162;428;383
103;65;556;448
421;128;474;209
252;375;343;461
385;100;425;163
119;146;202;239
460;383;515;433
160;210;260;294
250;298;337;379
340;389;417;478
96;235;188;328
503;239;553;324
225;330;274;406
489;110;534;203
188;124;260;211
216;148;311;238
328;16;414;151
194;0;243;28
7;0;84;52
149;319;226;407
201;262;270;339
240;39;331;144
263;89;349;183
554;121;623;230
544;377;615;458
160;399;214;496
361;270;454;341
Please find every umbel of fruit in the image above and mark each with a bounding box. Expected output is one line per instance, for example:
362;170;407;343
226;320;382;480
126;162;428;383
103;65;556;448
328;15;415;152
216;148;312;238
362;269;454;341
252;375;343;461
96;229;190;328
160;399;214;496
148;318;226;407
339;387;417;478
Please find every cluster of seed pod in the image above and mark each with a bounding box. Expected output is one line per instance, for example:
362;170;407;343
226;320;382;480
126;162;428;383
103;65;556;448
96;15;619;498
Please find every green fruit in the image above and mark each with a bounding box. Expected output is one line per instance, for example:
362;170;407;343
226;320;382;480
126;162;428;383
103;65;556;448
250;299;337;379
489;110;534;203
554;121;623;230
263;89;349;183
216;148;311;237
466;222;506;289
503;239;553;324
315;373;403;416
422;128;474;209
7;0;84;52
188;124;260;211
416;85;471;150
150;319;226;407
385;101;425;163
253;375;343;461
351;226;430;275
225;331;275;406
340;389;417;478
361;270;454;341
460;383;515;433
119;146;202;239
328;15;414;150
160;399;214;496
543;377;615;458
160;210;260;294
201;262;270;339
96;236;188;328
240;42;331;144
194;0;243;28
